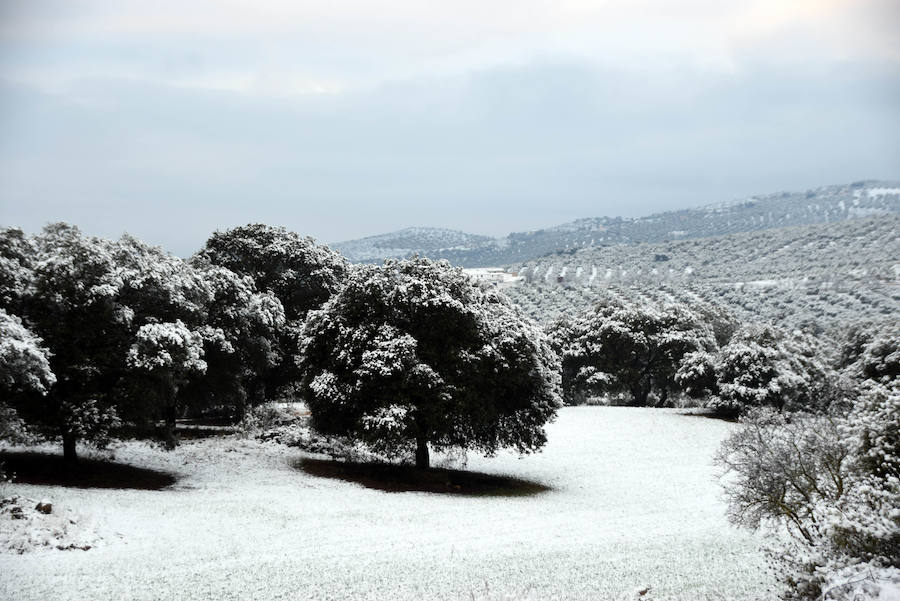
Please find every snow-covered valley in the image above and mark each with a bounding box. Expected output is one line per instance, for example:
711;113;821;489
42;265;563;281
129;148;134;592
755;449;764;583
1;408;768;601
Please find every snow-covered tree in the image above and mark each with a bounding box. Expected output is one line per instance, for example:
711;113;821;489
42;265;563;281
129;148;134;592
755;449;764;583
833;321;881;372
196;224;348;400
711;340;784;412
196;223;347;321
111;236;288;439
18;223;124;461
689;301;739;347
674;350;718;399
555;301;716;406
0;308;56;443
112;233;209;327
856;326;900;385
709;324;834;415
109;234;212;431
181;264;286;418
127;320;207;448
0;308;56;396
0;227;35;315
546;316;588;405
298;257;561;468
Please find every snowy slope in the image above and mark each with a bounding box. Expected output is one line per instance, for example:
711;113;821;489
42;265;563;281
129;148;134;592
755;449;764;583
0;408;769;601
505;213;900;327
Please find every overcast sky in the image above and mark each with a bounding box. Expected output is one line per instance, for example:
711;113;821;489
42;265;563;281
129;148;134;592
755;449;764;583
1;0;898;255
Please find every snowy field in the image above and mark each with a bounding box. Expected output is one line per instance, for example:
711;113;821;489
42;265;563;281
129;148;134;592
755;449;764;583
1;407;770;601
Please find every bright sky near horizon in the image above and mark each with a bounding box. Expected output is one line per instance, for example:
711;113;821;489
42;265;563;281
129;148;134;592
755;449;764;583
1;0;898;255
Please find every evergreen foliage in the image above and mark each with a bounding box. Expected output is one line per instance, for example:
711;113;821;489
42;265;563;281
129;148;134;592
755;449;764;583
298;257;562;468
552;301;716;406
196;224;348;402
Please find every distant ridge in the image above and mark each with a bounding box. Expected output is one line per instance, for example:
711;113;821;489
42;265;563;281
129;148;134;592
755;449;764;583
331;227;493;263
330;181;900;267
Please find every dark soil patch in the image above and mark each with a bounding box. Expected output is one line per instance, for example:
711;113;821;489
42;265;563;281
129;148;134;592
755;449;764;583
297;457;551;497
0;451;177;490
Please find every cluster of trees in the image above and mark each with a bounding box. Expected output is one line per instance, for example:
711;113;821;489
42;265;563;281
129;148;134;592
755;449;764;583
1;225;561;468
675;324;836;415
549;302;720;407
0;223;347;460
716;352;899;599
546;295;891;419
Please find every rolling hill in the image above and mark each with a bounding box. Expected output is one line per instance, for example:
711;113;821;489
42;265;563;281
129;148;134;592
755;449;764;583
502;212;900;331
331;181;900;266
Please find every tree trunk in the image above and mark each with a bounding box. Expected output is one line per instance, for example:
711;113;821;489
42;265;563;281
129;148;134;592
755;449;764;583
163;403;178;450
63;432;78;463
415;436;430;469
630;381;651;406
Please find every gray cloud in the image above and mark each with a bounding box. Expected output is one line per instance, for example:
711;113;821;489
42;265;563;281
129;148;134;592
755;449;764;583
0;2;898;255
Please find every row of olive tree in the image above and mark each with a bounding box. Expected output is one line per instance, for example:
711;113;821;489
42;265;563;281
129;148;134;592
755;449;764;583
0;223;347;461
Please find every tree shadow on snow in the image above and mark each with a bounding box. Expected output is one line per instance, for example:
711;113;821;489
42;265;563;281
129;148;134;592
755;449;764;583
296;457;551;497
678;409;739;423
0;451;177;490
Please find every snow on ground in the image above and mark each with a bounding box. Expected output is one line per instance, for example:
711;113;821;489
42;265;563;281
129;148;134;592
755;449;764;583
0;408;770;601
0;495;102;554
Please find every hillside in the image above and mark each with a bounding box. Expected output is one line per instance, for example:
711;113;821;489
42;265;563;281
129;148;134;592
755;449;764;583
330;227;494;263
331;181;900;266
502;213;900;330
